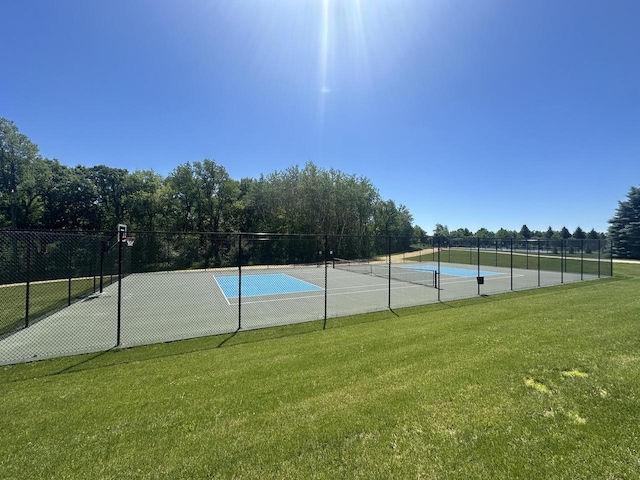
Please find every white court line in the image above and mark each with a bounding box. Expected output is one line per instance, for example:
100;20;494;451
216;272;522;307
235;282;427;306
278;274;325;292
211;275;232;306
213;273;323;304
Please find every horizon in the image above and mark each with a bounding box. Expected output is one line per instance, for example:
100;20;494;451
2;0;639;234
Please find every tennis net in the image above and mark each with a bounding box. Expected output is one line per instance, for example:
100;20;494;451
332;258;437;288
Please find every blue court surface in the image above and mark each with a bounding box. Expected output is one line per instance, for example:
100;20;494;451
405;265;501;277
215;273;323;299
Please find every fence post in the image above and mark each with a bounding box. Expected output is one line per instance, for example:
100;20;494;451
25;232;31;328
238;233;242;330
116;226;125;346
610;239;614;276
510;237;513;291
387;235;392;310
92;245;97;293
477;237;481;296
99;239;106;293
323;235;328;330
68;237;73;306
597;239;601;278
581;239;584;280
437;236;441;301
537;239;541;287
560;240;564;284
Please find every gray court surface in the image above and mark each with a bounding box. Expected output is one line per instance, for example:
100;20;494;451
0;261;602;365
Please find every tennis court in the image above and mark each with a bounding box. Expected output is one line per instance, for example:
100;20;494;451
0;260;601;365
215;273;323;300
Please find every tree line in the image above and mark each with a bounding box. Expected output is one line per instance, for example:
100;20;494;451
0;118;414;238
431;224;606;241
3;117;636;259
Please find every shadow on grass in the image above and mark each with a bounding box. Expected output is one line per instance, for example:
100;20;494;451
53;348;116;376
0;274;627;384
216;328;240;348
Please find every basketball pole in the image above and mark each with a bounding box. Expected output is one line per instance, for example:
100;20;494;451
116;224;126;347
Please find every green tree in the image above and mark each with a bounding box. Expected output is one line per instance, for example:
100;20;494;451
587;228;600;240
166;163;200;231
496;228;517;238
87;165;130;228
193;159;239;232
0;118;41;227
450;228;471;237
334;170;378;237
15;157;52;227
39;162;101;229
560;226;571;239
412;225;426;239
474;228;494;238
126;170;164;231
609;186;640;259
572;226;586;239
544;226;555;238
519;224;532;240
433;224;449;237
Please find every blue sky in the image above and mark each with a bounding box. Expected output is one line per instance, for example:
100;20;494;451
2;0;639;234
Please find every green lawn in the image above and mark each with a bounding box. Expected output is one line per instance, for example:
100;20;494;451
409;247;613;277
1;264;638;479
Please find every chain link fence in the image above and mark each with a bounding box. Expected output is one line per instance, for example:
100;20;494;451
1;230;613;365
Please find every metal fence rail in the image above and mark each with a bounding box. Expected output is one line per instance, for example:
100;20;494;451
0;230;613;365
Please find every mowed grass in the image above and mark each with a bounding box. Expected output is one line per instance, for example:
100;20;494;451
0;278;106;336
1;264;639;479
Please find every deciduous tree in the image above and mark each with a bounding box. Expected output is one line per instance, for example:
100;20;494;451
0;118;40;227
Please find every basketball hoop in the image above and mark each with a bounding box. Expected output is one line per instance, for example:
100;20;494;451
124;237;135;247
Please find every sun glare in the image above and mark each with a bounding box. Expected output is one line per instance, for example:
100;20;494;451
179;0;428;131
317;0;373;122
319;0;331;96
